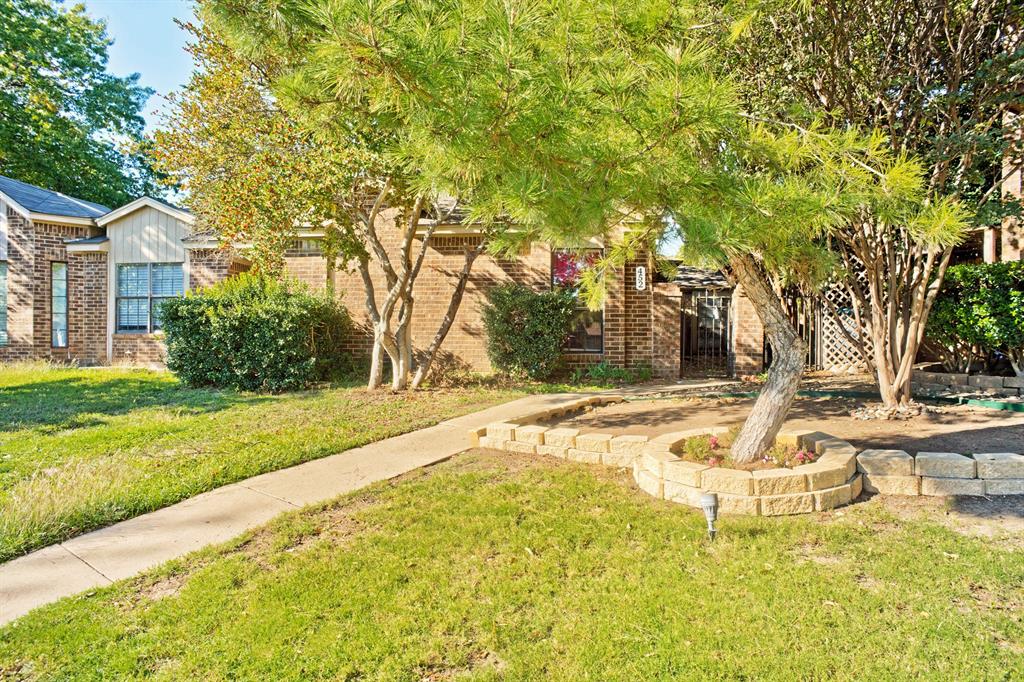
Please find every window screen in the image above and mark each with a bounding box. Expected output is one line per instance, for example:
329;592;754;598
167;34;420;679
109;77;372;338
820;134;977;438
51;262;68;348
116;263;184;333
0;262;7;346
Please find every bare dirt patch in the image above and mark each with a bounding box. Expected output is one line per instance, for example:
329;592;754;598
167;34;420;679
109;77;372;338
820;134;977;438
137;572;189;602
869;494;1024;549
792;541;843;566
537;395;1024;454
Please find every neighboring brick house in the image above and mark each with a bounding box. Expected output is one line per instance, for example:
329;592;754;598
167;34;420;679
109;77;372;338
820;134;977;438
0;176;249;366
0;174;766;376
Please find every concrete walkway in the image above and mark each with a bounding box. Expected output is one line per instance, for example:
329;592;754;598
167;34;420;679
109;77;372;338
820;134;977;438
0;380;734;626
0;391;590;626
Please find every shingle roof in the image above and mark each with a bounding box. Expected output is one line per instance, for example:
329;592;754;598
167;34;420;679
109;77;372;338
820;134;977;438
0;175;110;218
673;265;731;289
64;235;109;245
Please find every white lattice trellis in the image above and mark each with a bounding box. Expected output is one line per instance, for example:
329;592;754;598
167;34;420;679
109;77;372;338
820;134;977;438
818;284;869;374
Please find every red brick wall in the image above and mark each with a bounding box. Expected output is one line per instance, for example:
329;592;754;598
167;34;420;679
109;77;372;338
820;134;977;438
275;216;686;377
732;284;765;375
67;252;107;365
188;248;234;290
111;334;166;366
0;210;100;364
652;282;682;379
323;221;553;373
0;208;35;361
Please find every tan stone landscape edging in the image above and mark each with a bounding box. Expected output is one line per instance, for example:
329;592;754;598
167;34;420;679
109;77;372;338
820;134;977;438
913;370;1024;398
469;395;1024;513
857;449;1024;497
468;395;862;516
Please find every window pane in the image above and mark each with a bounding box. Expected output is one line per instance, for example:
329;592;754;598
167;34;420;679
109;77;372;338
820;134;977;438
566;309;603;352
151;264;183;297
151;297;173;331
51;262;68;347
0;262;7;346
117;298;149;332
52;314;68;347
118;265;148;297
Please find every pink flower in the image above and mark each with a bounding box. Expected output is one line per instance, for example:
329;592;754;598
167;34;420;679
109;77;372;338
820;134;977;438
709;436;720;450
707;456;720;467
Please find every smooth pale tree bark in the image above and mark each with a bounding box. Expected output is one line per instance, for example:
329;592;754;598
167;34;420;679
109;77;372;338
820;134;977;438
350;182;486;391
825;221;953;408
729;254;807;463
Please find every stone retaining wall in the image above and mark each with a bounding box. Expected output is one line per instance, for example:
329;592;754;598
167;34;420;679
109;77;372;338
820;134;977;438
913;371;1024;398
469;396;862;516
470;395;1024;514
857;449;1024;497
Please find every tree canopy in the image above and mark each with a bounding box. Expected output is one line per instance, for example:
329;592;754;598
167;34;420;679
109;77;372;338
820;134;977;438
0;0;162;206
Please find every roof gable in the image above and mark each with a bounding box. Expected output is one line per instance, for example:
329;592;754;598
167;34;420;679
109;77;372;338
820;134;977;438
97;196;193;227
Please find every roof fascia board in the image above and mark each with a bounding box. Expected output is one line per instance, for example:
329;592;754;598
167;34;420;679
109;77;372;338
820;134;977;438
65;240;110;254
29;212;97;227
98;197;194;227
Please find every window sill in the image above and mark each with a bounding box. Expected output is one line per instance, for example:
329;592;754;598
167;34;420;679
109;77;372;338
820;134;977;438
113;333;165;340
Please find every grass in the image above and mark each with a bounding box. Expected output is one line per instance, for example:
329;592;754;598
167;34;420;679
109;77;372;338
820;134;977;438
1;452;1020;680
0;363;542;561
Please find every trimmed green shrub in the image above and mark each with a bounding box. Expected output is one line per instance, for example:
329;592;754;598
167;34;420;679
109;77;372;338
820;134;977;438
161;273;352;392
927;262;1024;376
926;265;988;372
482;283;577;380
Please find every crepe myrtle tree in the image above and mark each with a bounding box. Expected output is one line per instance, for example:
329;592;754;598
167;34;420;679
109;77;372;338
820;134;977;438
163;1;579;390
729;0;1021;408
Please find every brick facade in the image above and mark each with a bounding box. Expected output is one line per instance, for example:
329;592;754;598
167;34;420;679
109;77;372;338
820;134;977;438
188;248;233;290
67;252;107;364
111;334;167;366
0;200;768;377
732;287;766;375
0;207;101;364
652;282;683;378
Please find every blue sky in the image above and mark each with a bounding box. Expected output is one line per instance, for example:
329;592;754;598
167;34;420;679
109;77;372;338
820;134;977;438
81;0;197;132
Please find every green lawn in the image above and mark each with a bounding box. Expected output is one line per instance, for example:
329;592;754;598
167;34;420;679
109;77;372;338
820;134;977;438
2;452;1020;680
0;363;533;561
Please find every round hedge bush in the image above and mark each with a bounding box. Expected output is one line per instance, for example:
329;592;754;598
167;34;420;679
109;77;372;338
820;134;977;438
482;283;577;380
161;273;352;392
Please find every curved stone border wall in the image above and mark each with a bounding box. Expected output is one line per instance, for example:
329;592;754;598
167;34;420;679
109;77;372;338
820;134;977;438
468;395;861;516
469;395;1023;512
858;450;1024;496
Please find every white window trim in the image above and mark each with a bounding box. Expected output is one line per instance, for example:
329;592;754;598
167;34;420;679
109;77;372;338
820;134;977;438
114;262;184;335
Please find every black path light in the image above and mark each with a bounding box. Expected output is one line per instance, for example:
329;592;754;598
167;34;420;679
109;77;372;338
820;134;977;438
700;492;719;541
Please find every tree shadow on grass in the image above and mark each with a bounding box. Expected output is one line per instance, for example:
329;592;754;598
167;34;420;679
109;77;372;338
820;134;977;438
0;375;275;433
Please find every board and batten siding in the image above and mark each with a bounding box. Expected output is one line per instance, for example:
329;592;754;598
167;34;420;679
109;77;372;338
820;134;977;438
108;205;189;264
105;205;191;361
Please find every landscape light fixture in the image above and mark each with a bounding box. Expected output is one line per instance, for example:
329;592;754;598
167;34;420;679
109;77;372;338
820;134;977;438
700;492;718;541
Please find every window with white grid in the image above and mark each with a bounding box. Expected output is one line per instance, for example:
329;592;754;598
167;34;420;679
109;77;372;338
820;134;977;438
116;263;184;333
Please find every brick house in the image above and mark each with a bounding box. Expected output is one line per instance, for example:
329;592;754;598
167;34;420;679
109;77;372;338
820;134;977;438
0;174;766;376
0;176;249;366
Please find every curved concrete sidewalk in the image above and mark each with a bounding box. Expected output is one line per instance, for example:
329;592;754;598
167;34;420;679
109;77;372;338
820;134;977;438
0;391;590;626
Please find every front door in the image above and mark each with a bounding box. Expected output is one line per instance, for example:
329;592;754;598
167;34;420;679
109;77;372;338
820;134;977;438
680;288;732;376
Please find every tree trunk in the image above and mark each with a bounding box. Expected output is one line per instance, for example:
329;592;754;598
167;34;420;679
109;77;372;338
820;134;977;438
729;255;807;463
368;336;385;390
843;235;952;410
391;304;413;391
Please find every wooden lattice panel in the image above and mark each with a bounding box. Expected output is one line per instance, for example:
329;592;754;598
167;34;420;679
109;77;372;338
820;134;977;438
819;285;868;374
